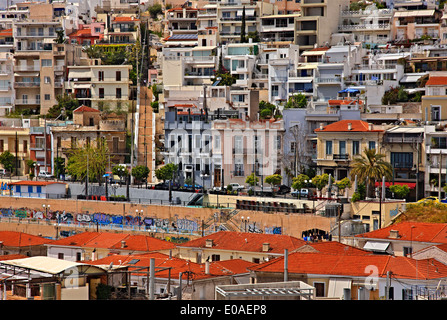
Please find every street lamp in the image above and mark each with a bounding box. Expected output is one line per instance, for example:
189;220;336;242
241;215;250;232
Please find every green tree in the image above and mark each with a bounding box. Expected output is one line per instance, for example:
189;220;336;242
54;157;66;179
258;100;276;119
155;163;178;182
132;165;150;184
112;165;129;183
292;174;309;191
148;3;163;19
0;151;15;174
285;93;308;109
350;148;393;198
54;29;66;44
47;94;79;120
83;45;103;59
66;138;109;183
335;177;352;196
312;174;334;194
240;6;246;43
245;172;259;186
390;184;410;199
265;174;282;188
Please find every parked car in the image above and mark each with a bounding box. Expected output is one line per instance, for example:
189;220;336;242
38;172;54;179
417;196;439;203
224;183;245;191
276;185;291;195
292;188;315;198
0;169;9;176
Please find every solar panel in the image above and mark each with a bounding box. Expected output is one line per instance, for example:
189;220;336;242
128;259;140;265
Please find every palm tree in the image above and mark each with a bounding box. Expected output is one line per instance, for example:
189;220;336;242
350;148;392;197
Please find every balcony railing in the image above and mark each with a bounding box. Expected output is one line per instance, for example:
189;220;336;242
333;154;349;161
15;99;40;104
315;77;341;84
14;82;40;87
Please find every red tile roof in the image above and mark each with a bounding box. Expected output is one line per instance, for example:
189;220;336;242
315;120;382;132
294;241;372;255
47;231;176;252
177;231;306;254
113;16;140;22
69;28;93;38
86;253;251;280
73;105;100;113
0;231;49;247
249;252;447;280
426;76;447;86
355;221;447;244
0;254;28;261
8;181;66;186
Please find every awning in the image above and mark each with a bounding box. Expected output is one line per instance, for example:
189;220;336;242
237;9;255;16
68;71;92;78
73;84;91;89
374;182;416;189
14;72;39;77
327;279;352;299
363;241;391;253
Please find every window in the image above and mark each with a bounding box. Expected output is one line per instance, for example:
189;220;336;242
44;76;51;84
113;137;119;153
76;252;82;261
403;246;413;257
431;105;441;121
368;141;376;150
28;186;32;193
211;254;220;261
98;71;104;81
99;88;104;99
352;141;360;155
41;59;52;67
314;282;325;297
23;140;27;153
58;253;64;260
271;85;279;97
0;140;3;152
116;88;122;99
44;94;51;101
36;186;41;193
339;141;346;154
391;152;413;168
116;71;121;81
326;141;333;155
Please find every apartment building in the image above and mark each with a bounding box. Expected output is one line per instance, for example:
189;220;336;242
212;118;284;188
295;0;349;51
391;9;442;42
166;6;199;37
12;3;67;115
421;73;447;122
382;126;425;201
260;13;300;44
338;4;394;47
216;0;275;44
0;51;13;116
29;124;52;176
425;125;447;198
65;60;133;112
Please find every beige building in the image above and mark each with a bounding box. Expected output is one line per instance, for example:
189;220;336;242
0;126;30;176
295;0;349;51
65;60;133;112
315;120;385;181
50;105;128;166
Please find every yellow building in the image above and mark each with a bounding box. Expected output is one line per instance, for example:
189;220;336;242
314;120;385;181
0;127;30;176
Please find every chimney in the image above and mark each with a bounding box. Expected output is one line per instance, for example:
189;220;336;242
121;240;127;248
348;123;352;130
205;260;210;275
320;123;324;130
368;123;373;131
389;230;399;239
262;243;270;252
205;239;213;248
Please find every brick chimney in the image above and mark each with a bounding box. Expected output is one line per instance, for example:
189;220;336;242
262;243;270;252
205;239;213;248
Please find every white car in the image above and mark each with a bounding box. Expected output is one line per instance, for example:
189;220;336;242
38;172;53;179
225;183;245;191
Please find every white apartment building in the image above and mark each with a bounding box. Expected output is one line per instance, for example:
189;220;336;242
338;4;394;47
65;60;133;112
260;13;300;44
0;52;14;116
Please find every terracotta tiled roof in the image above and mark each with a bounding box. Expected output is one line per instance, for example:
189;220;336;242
113;16;140;22
355;221;447;244
69;28;93;37
315;120;382;132
86;253;249;280
294;241;372;255
425;76;447;86
8;181;66;186
47;231;176;252
249;252;447;279
0;231;49;247
0;254;28;261
73;105;100;113
177;231;306;254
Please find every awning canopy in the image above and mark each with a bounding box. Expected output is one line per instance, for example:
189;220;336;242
374;182;416;189
68;71;92;79
363;241;391;253
338;88;360;94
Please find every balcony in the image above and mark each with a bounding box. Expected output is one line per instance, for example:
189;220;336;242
315;77;342;85
14;81;40;88
333;154;349;161
15;98;40;105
